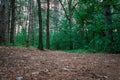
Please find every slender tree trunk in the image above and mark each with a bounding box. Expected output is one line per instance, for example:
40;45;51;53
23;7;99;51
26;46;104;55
17;0;22;34
58;0;74;49
46;0;50;49
27;0;32;47
68;0;73;50
7;2;11;43
104;0;112;38
3;0;9;44
69;18;73;50
103;0;113;50
0;0;7;45
37;0;43;50
53;0;59;33
27;14;30;47
10;0;16;44
31;0;35;46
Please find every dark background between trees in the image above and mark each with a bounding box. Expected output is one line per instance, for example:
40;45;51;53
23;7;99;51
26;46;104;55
0;0;120;53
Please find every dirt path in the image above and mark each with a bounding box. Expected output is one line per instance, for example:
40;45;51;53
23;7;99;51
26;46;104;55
0;46;120;80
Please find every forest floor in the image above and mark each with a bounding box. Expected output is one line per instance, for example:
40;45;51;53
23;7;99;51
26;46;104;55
0;46;120;80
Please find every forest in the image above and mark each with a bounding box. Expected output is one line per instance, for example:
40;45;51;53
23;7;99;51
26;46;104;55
0;0;120;80
0;0;120;53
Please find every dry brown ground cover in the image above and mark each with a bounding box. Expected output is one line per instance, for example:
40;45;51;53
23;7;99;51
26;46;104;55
0;46;120;80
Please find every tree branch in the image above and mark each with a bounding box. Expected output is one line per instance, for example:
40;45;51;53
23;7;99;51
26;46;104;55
58;0;69;20
72;2;79;11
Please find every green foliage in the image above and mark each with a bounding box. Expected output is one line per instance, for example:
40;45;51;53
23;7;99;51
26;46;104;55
15;28;27;46
4;0;119;54
51;20;70;50
49;0;120;53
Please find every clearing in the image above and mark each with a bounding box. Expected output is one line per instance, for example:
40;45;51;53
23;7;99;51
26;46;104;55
0;46;120;80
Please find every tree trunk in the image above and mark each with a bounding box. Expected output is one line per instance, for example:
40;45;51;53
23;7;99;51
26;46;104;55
46;0;50;49
103;0;113;50
10;0;16;44
68;0;73;50
58;0;74;49
27;0;33;47
7;2;11;43
31;0;35;46
69;18;73;50
0;0;7;45
53;0;59;33
37;0;43;50
104;0;112;38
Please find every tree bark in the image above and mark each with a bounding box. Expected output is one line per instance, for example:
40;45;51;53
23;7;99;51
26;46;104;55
30;0;35;46
10;0;16;44
27;0;33;47
37;0;43;50
68;0;73;50
0;0;7;45
103;0;113;51
53;0;59;33
7;1;11;43
46;0;50;49
104;0;112;38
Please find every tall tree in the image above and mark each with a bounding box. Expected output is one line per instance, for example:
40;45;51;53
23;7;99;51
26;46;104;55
26;0;31;47
58;0;78;49
37;0;43;50
7;1;11;43
0;0;7;45
30;0;35;46
104;0;112;38
10;0;16;44
103;0;113;50
27;0;35;47
46;0;50;49
53;0;59;33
